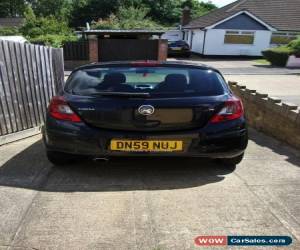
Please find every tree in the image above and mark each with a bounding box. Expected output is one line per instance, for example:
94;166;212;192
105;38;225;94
30;0;72;20
91;6;164;30
69;0;120;28
69;0;217;28
20;7;77;47
142;0;183;25
0;0;27;17
182;0;216;18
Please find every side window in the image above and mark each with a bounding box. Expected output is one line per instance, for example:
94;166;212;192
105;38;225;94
224;30;255;44
271;32;299;45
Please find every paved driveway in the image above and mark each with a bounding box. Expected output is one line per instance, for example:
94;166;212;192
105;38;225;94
0;129;300;249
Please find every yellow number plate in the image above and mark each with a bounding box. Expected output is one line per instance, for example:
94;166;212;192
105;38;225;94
110;140;183;152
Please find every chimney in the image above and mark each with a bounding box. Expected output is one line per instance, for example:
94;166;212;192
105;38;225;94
181;6;191;26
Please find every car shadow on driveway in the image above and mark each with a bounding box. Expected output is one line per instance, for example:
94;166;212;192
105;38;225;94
0;140;236;192
248;128;300;167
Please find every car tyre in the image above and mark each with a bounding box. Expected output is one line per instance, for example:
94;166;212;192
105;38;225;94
220;153;244;166
46;150;78;166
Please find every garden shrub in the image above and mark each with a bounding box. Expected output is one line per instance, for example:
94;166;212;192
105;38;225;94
20;6;77;47
262;46;294;66
30;34;78;48
287;38;300;56
0;27;21;36
91;6;164;30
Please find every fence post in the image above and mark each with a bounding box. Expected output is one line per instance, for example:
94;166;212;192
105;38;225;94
51;48;64;93
157;39;168;62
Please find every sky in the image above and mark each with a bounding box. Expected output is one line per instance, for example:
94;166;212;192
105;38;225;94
206;0;237;7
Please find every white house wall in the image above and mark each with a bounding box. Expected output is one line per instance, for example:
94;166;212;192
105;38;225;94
203;29;272;56
190;30;205;54
184;30;193;46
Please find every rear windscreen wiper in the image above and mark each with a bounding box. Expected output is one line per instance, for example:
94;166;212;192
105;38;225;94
90;92;151;97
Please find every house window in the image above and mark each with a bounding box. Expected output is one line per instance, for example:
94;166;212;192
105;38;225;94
271;32;299;45
224;31;255;44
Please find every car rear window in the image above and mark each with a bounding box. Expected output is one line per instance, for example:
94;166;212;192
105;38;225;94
65;66;226;97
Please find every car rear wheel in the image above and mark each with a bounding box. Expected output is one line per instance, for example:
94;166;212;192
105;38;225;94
46;150;79;166
220;153;244;166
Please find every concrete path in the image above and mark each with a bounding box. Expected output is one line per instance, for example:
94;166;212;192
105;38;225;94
0;129;300;249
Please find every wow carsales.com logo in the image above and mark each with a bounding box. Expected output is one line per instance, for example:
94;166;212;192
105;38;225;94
194;236;292;247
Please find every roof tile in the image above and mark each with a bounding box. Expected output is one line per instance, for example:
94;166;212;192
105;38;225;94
184;0;300;31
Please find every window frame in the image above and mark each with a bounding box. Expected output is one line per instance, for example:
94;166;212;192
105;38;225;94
270;31;300;45
224;30;255;45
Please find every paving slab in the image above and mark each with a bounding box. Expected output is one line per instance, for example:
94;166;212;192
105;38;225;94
0;129;300;250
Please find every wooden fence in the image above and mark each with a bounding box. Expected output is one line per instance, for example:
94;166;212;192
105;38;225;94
63;41;89;60
98;39;158;61
0;40;64;141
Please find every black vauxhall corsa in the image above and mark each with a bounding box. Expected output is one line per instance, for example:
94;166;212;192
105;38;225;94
43;61;248;166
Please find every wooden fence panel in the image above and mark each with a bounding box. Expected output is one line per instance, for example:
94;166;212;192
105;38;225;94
63;41;89;61
0;42;14;134
0;41;64;137
52;48;64;92
2;41;20;132
98;39;158;61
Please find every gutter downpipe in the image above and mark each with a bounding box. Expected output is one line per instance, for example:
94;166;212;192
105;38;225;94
190;30;194;49
202;29;207;56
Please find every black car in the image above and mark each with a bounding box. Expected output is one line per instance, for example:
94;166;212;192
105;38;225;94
43;61;248;166
168;40;191;57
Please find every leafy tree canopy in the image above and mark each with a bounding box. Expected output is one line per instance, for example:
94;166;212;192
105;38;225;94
69;0;217;28
91;6;164;30
0;0;26;17
30;0;72;20
0;0;217;27
19;7;77;47
0;0;217;46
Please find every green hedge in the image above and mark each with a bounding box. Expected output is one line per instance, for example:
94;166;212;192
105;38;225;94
29;34;78;48
262;37;300;66
0;27;21;36
288;38;300;55
262;47;294;67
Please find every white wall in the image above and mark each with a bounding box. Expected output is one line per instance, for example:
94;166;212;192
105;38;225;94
184;30;192;46
190;30;205;54
161;30;183;41
203;29;272;56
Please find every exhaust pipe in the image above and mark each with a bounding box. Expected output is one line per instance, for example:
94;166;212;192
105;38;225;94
93;157;109;162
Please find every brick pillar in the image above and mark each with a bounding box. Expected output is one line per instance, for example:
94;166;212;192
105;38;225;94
88;35;98;62
157;39;168;61
181;6;191;26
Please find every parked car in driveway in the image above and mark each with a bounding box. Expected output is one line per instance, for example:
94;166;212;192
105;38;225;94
43;61;248;166
168;40;191;57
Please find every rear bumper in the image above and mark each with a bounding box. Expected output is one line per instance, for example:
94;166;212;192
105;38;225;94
43;116;248;159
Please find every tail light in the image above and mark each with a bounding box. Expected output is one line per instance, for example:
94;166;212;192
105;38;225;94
210;97;244;123
48;96;81;122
